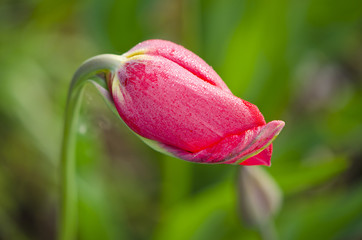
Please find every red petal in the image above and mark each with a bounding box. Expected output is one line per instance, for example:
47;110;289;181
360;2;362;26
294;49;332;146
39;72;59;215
161;120;284;165
112;55;265;153
125;39;232;93
241;145;272;166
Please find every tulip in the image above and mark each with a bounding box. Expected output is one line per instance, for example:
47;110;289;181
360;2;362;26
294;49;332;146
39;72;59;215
59;39;285;240
105;39;284;166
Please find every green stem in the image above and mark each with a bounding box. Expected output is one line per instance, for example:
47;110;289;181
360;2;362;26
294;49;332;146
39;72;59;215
259;220;278;240
58;54;123;240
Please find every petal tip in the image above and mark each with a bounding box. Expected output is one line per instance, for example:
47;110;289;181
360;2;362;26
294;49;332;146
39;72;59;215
271;120;285;132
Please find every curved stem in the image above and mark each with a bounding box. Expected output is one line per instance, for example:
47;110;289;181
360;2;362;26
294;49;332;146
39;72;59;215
58;54;124;240
259;220;278;240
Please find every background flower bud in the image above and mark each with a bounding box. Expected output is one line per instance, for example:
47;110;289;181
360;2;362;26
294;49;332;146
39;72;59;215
237;166;282;227
109;39;284;166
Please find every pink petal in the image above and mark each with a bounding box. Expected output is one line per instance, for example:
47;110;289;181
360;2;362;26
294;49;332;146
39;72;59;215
162;120;285;165
241;145;272;166
112;55;266;153
125;39;232;93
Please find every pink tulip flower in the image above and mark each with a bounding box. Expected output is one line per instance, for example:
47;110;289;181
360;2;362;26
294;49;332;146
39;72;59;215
108;39;284;166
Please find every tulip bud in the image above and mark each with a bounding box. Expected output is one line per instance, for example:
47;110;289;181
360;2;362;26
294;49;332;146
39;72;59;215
95;39;285;166
237;166;282;227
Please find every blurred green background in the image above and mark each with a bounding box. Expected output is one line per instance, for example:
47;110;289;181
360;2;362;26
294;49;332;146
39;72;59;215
0;0;362;239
